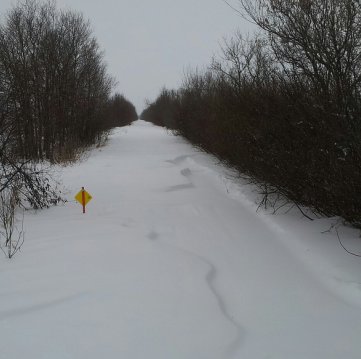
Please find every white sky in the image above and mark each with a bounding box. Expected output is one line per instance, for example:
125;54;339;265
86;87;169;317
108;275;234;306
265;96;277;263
0;0;253;113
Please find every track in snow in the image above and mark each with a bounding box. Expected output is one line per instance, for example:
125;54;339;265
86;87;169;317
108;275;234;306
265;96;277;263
0;120;360;359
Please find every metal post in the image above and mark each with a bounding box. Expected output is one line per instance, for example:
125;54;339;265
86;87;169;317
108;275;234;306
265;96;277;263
81;187;86;214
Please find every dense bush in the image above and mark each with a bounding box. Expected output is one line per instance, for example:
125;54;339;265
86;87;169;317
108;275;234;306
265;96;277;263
141;0;361;227
105;94;138;129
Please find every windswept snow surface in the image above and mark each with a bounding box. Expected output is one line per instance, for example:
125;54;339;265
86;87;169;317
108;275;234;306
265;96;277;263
1;120;361;359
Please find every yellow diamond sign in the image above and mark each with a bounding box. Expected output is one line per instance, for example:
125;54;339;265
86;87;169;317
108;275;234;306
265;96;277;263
75;187;92;213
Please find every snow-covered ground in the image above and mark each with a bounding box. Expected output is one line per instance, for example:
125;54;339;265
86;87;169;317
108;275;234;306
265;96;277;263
1;120;360;359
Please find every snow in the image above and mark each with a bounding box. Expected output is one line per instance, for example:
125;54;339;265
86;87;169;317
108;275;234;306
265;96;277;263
0;120;360;359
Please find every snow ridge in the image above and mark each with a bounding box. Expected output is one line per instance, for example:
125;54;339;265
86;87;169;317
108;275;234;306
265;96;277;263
157;238;244;358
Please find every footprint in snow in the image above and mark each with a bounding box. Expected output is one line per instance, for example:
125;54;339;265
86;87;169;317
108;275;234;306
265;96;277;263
165;183;195;192
147;230;160;241
180;167;192;177
165;154;191;165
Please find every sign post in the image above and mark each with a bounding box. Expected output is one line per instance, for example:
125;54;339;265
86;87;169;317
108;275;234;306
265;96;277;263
81;187;86;213
75;187;92;214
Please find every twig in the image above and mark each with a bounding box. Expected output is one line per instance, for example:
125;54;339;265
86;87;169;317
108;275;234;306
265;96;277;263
336;228;361;258
273;200;290;214
295;203;314;221
321;220;340;234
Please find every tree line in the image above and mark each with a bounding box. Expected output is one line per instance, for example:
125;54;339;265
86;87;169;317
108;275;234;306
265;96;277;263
0;0;137;256
141;0;361;227
0;0;137;163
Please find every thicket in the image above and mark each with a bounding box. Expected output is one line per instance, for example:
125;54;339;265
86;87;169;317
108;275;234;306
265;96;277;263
141;0;361;227
0;0;137;256
105;94;138;129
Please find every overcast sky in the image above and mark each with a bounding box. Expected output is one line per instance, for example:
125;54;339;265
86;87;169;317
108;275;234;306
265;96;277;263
0;0;253;113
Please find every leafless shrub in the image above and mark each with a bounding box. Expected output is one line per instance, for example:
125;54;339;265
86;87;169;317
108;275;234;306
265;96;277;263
141;0;361;227
0;184;24;259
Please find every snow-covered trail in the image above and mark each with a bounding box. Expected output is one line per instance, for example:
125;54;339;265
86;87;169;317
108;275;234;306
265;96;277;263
1;120;360;359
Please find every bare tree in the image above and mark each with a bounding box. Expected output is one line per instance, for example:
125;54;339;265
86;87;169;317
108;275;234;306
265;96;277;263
142;0;361;227
238;0;361;136
0;0;116;162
